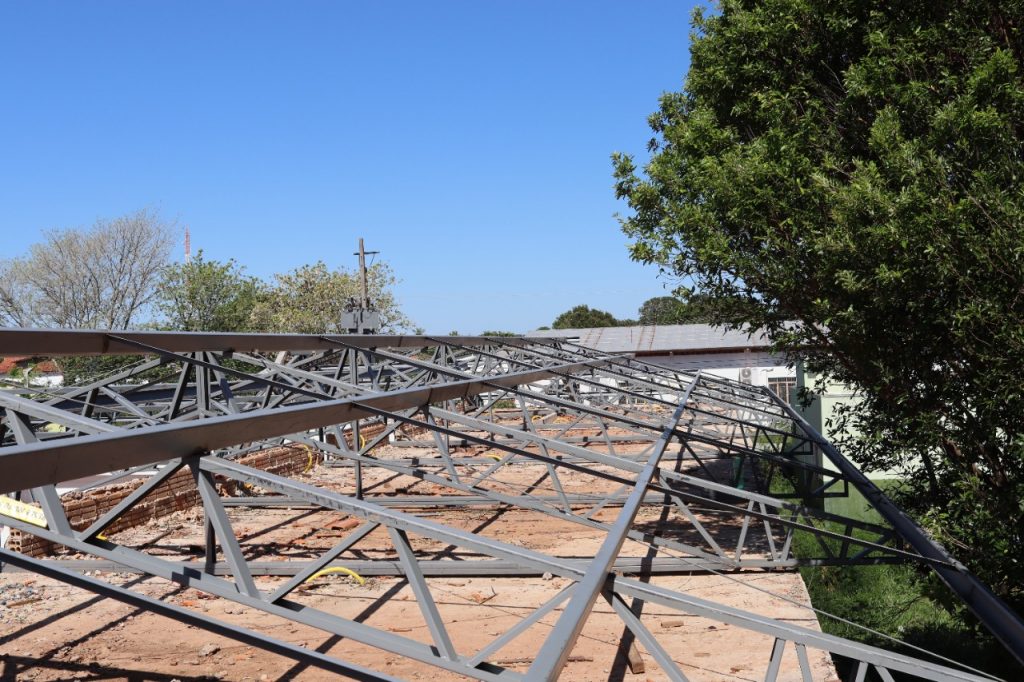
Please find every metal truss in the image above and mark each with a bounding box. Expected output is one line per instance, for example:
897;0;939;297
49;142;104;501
0;328;1020;680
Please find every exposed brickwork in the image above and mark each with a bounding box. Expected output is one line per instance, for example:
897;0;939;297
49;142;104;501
324;421;391;449
5;444;323;558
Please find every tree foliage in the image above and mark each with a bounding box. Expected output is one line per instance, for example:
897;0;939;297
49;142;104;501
614;0;1024;617
0;209;174;329
552;305;621;329
250;261;409;334
637;295;724;325
638;296;689;325
155;252;261;332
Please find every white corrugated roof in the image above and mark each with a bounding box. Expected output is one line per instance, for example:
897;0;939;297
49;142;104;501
526;324;772;354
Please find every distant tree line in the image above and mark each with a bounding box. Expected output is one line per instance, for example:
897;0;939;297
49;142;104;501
158;253;408;334
549;295;726;329
0;210;410;336
0;209;173;329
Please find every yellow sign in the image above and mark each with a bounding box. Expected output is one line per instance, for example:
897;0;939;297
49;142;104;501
0;495;48;528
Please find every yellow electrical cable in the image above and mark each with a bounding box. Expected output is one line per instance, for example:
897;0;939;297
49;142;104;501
303;565;366;586
302;444;314;473
96;515;129;540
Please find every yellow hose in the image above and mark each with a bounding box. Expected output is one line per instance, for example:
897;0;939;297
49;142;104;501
303;565;366;586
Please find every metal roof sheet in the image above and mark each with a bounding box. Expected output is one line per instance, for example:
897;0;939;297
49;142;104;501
526;324;772;353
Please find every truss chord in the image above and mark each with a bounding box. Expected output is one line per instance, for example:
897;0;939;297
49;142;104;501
0;329;1014;681
527;373;699;680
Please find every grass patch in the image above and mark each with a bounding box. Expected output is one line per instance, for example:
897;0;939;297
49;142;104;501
793;481;1015;680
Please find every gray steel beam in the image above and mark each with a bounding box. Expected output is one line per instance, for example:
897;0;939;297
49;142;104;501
604;590;689;682
341;342;840;482
526;373;698;680
0;328;555;356
268;521;379;602
11;556;742;577
0;392;121;435
79;460;184;541
388;527;458;660
194;459;994;682
0;355;615;492
192;462;261;598
0;548;399;682
0;329;1011;679
1;454;996;681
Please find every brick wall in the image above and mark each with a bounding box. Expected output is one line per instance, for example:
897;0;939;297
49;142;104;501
6;444;322;558
324;420;392;449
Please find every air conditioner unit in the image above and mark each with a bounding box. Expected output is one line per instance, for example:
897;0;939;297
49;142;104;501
739;367;753;384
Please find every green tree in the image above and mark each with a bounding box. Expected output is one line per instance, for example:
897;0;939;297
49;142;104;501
637;295;713;325
613;0;1024;631
552;305;620;329
252;261;410;334
156;252;261;332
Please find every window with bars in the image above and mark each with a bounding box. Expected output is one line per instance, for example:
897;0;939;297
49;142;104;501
767;376;796;405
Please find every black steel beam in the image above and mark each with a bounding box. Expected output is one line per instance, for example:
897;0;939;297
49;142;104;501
770;393;1024;667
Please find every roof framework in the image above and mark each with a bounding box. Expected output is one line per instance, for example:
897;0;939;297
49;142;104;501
0;329;1020;680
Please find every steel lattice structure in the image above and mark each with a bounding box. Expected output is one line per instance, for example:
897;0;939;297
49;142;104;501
0;328;1021;681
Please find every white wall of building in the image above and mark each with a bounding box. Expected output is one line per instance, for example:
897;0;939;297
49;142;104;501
638;351;793;387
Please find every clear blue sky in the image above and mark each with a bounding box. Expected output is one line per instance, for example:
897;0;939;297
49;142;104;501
0;1;700;334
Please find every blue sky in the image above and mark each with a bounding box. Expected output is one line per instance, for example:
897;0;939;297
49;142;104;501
0;1;700;333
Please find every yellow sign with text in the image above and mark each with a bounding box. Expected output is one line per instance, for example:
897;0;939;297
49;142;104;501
0;495;48;528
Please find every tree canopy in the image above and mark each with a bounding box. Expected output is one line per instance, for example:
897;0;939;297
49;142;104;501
552;305;621;329
156;252;261;332
637;295;724;325
0;217;413;336
250;261;409;334
0;209;174;329
614;0;1024;622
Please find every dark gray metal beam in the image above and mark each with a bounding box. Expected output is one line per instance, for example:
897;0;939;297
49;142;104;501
526;374;698;680
0;328;1012;679
0;548;399;682
9;556;748;576
0;355;614;491
769;392;1024;668
0;442;998;681
0;328;556;356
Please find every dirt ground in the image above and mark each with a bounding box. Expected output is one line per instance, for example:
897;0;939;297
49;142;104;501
0;440;839;682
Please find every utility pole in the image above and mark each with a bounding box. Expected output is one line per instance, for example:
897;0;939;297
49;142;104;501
354;238;380;311
357;238;369;309
341;238;381;334
347;238;380;498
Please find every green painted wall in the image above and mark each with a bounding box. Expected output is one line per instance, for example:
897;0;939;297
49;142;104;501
793;360;905;500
